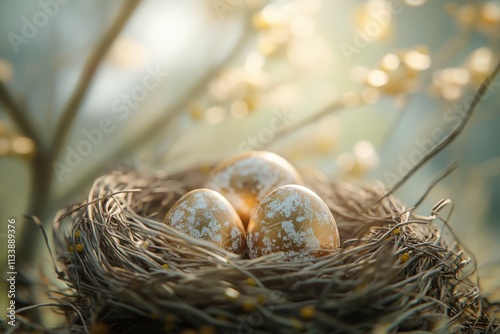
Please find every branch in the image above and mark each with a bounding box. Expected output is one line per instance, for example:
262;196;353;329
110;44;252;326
16;0;142;282
0;82;39;141
413;160;458;209
125;12;255;154
53;10;256;202
262;98;355;149
50;0;141;159
378;60;500;202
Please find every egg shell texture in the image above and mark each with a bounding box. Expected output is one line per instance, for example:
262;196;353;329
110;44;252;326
247;185;340;261
164;189;245;254
208;151;303;224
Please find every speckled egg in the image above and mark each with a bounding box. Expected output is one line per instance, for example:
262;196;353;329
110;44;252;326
163;188;245;254
247;185;340;261
206;151;303;227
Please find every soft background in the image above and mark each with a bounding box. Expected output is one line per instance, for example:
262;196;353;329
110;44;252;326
1;0;499;326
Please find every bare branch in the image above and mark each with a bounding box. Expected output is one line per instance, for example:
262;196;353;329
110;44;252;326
413;160;458;209
53;11;256;202
17;0;142;282
0;82;39;141
50;0;141;159
124;12;255;154
378;60;500;202
263;98;353;149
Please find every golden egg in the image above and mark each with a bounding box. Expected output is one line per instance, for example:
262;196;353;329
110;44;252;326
247;185;340;261
207;151;303;227
163;188;245;254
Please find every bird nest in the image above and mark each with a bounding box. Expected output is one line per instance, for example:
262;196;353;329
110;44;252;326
52;166;499;334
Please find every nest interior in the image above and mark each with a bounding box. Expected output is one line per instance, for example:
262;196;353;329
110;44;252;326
52;167;499;334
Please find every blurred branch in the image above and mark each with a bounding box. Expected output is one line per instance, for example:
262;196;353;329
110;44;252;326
19;0;142;269
263;97;362;149
50;0;141;159
0;82;39;142
55;10;256;202
376;60;500;204
125;13;255;154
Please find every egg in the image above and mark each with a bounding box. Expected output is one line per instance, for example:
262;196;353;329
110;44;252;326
163;188;245;254
247;185;340;261
206;151;303;227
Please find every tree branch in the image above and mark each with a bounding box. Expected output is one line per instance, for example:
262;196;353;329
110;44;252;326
18;0;142;274
413;160;458;209
0;82;39;142
50;0;141;159
378;60;500;202
53;11;256;202
262;98;356;149
125;12;255;155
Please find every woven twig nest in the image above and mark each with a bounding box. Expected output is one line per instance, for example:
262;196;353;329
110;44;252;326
53;167;499;333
